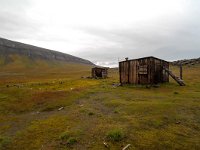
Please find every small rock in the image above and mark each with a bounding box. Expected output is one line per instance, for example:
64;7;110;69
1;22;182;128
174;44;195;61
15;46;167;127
103;142;109;148
145;85;151;89
36;111;40;114
153;84;160;88
176;121;181;124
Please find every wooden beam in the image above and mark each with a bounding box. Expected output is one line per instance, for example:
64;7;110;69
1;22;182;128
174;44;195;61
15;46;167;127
163;67;185;86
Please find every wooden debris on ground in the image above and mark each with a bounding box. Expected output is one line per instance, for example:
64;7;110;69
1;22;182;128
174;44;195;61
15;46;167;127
122;144;131;150
58;107;64;111
112;83;121;88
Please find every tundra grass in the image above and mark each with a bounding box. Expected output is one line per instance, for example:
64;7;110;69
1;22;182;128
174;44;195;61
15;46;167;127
0;65;200;149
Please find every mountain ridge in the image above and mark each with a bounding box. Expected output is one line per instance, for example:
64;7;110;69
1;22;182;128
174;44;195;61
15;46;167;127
0;37;93;65
171;57;200;66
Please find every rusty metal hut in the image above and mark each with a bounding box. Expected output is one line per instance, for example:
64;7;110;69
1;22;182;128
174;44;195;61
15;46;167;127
92;67;108;78
119;56;169;85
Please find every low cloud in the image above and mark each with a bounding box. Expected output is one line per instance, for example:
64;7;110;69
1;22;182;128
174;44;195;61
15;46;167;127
0;0;200;67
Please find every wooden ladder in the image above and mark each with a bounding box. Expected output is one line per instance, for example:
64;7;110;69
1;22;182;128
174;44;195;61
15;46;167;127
163;67;185;86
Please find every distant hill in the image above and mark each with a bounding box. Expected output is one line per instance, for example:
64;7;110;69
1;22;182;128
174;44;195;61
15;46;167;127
172;57;200;66
0;37;93;66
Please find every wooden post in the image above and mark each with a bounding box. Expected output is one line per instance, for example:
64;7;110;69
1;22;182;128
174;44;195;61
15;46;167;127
180;64;182;80
119;62;122;85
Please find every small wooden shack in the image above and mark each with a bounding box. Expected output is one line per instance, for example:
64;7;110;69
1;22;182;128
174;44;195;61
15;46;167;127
119;56;169;85
92;67;108;78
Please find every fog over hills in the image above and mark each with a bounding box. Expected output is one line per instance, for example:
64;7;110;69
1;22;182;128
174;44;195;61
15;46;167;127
0;37;94;65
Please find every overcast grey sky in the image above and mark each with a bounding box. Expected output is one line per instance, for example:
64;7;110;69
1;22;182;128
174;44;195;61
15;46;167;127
0;0;200;67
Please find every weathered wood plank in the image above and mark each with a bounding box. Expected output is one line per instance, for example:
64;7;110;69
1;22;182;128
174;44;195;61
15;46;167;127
119;56;169;85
